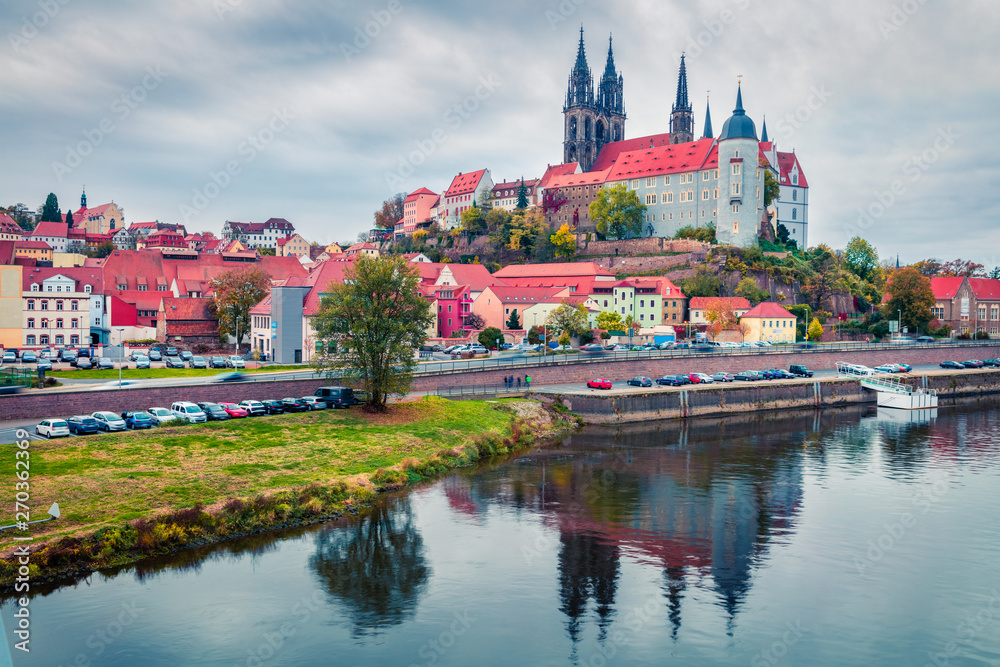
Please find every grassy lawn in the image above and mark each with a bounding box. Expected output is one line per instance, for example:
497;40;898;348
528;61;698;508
50;364;313;380
0;397;518;554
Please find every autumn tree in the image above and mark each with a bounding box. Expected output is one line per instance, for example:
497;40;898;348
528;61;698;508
460;203;484;234
595;310;625;331
807;317;824;341
546;301;591;337
940;259;986;277
705;301;739;339
40;193;61;222
882;266;935;333
312;255;433;410
85;241;116;258
550;223;577;260
374;193;406;229
681;264;721;298
734;277;768;306
463;312;485;330
589;183;646;240
210;266;271;352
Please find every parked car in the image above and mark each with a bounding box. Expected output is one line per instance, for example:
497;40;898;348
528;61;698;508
300;396;326;410
875;364;899;373
67;415;99;435
122;410;155;429
262;399;285;415
189;356;208;369
227;355;246;369
789;364;814;378
984;359;1000;368
655;375;685;387
939;361;964;369
92;411;127;431
179;350;193;361
769;369;796;379
171;401;207;423
147;407;176;425
586;378;613;390
466;345;488;355
197;402;231;421
95;357;115;370
165;347;178;356
36;359;53;372
759;369;778;380
690;373;715;384
60;349;77;363
711;372;735;383
210;356;228;369
281;397;309;412
135;356;151;369
218;402;250;418
2;351;16;364
20;351;37;363
896;363;913;372
76;348;91;358
75;357;93;370
313;386;355;409
238;400;266;416
626;376;652;387
581;344;604;352
962;360;985;368
735;371;761;381
165;357;186;369
36;418;70;438
148;350;162;361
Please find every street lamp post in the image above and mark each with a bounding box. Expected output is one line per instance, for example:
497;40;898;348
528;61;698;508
898;309;902;340
116;327;125;388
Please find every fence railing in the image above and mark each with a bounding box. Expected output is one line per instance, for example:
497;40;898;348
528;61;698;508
436;384;524;397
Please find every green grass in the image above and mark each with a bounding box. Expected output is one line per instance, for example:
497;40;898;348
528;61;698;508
0;397;523;553
50;364;315;380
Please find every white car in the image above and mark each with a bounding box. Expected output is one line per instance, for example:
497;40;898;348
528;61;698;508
36;419;70;438
2;351;16;364
171;401;207;423
92;411;127;432
147;407;176;425
227;355;246;369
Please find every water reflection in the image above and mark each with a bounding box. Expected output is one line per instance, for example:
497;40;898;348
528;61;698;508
309;496;429;636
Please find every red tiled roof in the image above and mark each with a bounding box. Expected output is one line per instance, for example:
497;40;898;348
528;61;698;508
539;163;580;188
444;169;487;197
777;151;809;188
969;278;1000;300
161;297;215;321
483;286;566;303
435;263;507;292
21;266;105;292
0;240;16;264
15;241;51;250
591;133;673;172
249;294;272;316
30;221;69;238
742;302;795;319
689;296;751;310
606;138;717;181
406;187;437;202
0;214;23;236
302;258;357;316
930;277;965;300
493;262;616;279
492;178;539;193
545;168;612;189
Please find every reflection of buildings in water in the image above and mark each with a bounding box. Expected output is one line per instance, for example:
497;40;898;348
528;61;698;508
557;531;620;651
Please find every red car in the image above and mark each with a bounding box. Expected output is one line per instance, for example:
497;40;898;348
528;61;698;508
218;402;249;418
587;378;613;390
683;373;704;384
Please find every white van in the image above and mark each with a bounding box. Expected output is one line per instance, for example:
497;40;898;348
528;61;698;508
171;401;207;423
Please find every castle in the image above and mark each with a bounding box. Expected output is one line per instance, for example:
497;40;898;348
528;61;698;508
555;29;810;248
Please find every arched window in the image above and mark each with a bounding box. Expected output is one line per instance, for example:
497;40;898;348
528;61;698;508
792;189;797;201
792;209;797;220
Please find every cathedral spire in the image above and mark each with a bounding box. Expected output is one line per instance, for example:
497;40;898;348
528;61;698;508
760;115;769;143
574;25;588;73
669;54;694;144
603;35;616;79
703;96;713;139
673;54;690;112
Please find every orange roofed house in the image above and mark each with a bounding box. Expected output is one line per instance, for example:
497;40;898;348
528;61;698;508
688;297;751;324
740;302;796;343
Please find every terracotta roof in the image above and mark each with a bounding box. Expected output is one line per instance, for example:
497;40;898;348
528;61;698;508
15;240;51;250
545;168;612;189
969;278;1000;300
606;138;717;181
591;133;673;172
689;296;751;310
21;266;105;292
250;294;272;316
406;187;437;201
444;169;488;197
435;263;507;292
0;214;23;236
30;221;69;238
0;241;16;264
742;302;795;319
492;178;539;193
302;258;357;316
161;297;215;321
539;163;580;188
930;277;965;300
493;262;616;279
777;151;809;188
482;286;566;303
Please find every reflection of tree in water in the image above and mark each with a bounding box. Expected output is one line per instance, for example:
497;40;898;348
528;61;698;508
558;531;619;652
310;498;429;636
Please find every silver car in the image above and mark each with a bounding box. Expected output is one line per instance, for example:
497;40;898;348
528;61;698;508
92;411;127;431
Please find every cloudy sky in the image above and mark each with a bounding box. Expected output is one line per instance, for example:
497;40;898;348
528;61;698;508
2;0;997;264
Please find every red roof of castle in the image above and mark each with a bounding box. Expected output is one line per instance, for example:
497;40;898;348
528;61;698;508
777;151;809;188
742;302;795;319
31;221;69;238
444;169;487;197
606;138;717;181
539;163;580;188
591;133;673;172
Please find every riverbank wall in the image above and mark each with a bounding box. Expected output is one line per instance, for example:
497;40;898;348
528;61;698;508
535;369;1000;424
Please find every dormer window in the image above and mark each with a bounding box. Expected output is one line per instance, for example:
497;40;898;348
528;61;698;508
85;285;92;293
30;284;38;292
118;284;127;290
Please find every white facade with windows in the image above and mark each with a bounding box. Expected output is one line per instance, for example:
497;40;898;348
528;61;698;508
23;275;91;348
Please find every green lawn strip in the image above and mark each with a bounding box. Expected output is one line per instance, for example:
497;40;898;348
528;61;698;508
0;398;522;557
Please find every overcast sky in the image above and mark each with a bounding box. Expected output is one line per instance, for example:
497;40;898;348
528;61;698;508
2;0;997;264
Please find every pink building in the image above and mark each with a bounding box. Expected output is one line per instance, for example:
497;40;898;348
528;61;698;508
424;284;474;339
401;188;439;235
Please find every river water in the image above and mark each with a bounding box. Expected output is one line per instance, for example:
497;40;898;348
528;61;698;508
5;399;1000;666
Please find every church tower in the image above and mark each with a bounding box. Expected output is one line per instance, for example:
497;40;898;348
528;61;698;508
669;55;694;144
563;29;625;172
716;83;762;247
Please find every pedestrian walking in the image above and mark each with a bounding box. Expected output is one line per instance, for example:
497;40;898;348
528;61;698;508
517;376;521;389
525;375;531;389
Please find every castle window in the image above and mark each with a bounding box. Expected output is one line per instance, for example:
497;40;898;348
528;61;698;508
714;188;719;199
702;190;709;201
666;193;673;204
757;186;761;199
733;221;739;234
679;211;684;219
793;190;798;201
645;194;657;205
732;163;741;176
732;183;741;196
703;172;709;181
734;150;740;158
27;301;34;310
630;180;639;190
665;176;671;185
646;177;657;187
732;204;740;213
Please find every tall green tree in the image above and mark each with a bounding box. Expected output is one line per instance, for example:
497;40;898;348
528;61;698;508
844;236;879;280
506;309;521;330
478;327;504;350
990;266;1000;280
589;183;646;240
65;209;74;226
882;266;935;333
546;301;590;337
515;180;529;210
312;255;433;411
40;193;61;222
210;266;271;352
734;277;768;305
680;264;721;298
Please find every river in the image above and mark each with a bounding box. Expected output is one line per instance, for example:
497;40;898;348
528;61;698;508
4;398;1000;666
